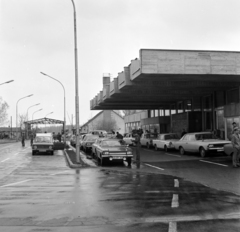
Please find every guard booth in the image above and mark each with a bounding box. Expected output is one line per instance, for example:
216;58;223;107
24;117;65;150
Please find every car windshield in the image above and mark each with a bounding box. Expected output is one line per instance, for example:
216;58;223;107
165;134;179;140
101;140;122;146
195;133;215;140
35;136;52;143
85;136;99;141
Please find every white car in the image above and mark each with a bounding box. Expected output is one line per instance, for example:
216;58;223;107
152;133;180;152
123;133;134;146
140;133;158;149
173;132;231;157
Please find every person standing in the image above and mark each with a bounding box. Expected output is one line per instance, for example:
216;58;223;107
132;131;141;168
231;127;240;168
21;133;25;147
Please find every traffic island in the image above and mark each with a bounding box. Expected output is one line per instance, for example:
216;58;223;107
64;147;97;168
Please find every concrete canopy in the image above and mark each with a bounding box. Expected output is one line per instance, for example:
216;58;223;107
24;117;64;125
91;49;240;110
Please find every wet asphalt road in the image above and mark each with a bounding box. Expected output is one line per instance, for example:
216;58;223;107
0;141;240;232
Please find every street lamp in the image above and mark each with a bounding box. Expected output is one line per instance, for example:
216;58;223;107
0;80;14;86
45;112;53;117
26;103;40;121
16;94;33;140
32;109;42;120
40;72;66;144
71;0;81;164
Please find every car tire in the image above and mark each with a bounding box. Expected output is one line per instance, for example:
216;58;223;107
179;147;185;155
164;145;168;152
200;147;207;158
127;158;132;166
154;145;158;151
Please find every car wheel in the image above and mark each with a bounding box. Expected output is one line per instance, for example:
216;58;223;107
200;147;207;158
154;145;158;151
179;147;185;155
127;158;132;166
164;145;168;152
147;143;150;149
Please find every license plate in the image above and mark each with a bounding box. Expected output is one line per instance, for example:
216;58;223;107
113;157;123;159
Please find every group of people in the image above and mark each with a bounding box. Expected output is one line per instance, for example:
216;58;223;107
231;122;240;168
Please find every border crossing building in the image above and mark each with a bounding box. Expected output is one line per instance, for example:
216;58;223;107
90;49;240;140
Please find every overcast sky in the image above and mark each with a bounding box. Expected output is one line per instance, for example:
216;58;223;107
1;0;240;127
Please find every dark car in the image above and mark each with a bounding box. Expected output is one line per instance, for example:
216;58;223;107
81;134;99;153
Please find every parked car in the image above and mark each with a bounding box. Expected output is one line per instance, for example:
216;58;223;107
173;132;231;157
70;135;76;146
88;130;107;137
140;133;158;149
152;133;180;151
92;138;133;166
81;134;99;153
32;133;54;155
224;143;234;156
123;133;134;146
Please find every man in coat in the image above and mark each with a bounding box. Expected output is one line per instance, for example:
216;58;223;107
231;127;240;168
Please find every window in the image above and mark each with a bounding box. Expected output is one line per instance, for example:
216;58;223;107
171;104;176;115
227;88;239;104
159;110;164;116
155;110;159;117
165;109;170;116
177;102;183;113
185;100;192;112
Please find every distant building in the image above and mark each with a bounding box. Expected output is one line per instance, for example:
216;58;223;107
80;110;125;134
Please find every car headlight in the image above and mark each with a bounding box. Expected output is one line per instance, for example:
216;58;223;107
208;144;214;148
127;151;132;155
103;151;109;155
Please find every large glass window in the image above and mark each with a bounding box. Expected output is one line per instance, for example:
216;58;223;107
165;109;170;116
171;104;176;115
151;110;154;118
159;110;164;116
155;110;159;117
177;102;183;113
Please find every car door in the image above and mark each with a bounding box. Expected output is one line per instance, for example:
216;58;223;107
178;134;189;150
186;134;198;152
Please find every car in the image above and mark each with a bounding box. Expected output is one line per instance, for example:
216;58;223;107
224;143;234;156
123;133;135;146
81;134;99;153
173;132;231;157
32;133;54;155
70;134;76;146
152;133;180;152
140;133;158;149
92;138;133;166
88;130;107;136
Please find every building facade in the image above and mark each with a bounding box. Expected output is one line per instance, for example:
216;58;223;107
90;49;240;140
80;110;125;134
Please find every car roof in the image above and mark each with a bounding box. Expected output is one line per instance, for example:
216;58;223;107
36;133;52;136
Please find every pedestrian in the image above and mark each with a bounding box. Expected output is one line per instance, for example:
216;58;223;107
132;131;141;168
21;133;25;147
30;133;34;146
116;132;123;139
231;127;240;168
57;132;62;142
181;129;187;138
232;122;238;134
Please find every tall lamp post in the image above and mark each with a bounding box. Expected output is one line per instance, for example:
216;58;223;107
26;103;40;139
32;109;42;133
0;80;14;86
32;108;42;120
45;112;53;117
40;72;66;144
16;94;33;141
71;0;81;164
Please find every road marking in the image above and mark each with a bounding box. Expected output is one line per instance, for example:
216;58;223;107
200;160;228;167
50;170;70;176
174;179;179;188
165;153;181;157
0;179;32;188
171;194;179;208
144;163;164;171
1;158;10;163
169;222;177;232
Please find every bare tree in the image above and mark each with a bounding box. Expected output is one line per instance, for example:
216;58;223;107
0;97;9;126
18;114;28;130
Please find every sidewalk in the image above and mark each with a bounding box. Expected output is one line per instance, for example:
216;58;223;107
0;139;17;144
